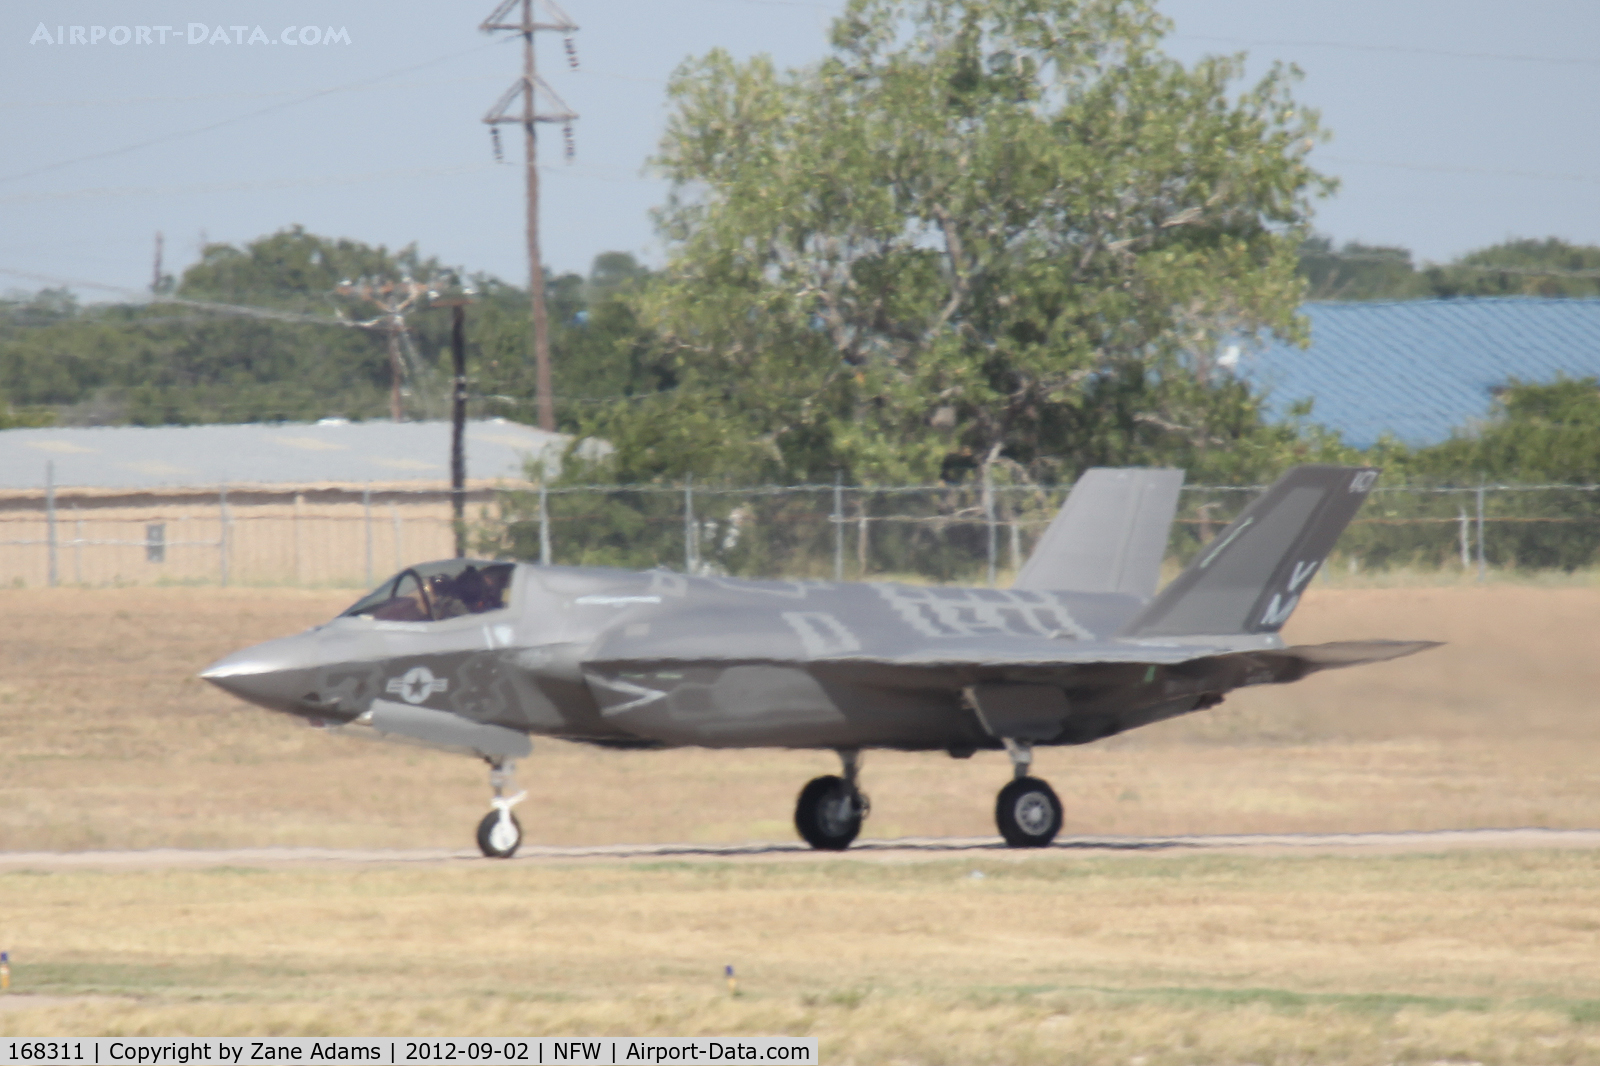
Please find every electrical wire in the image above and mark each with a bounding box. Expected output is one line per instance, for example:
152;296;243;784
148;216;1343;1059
0;267;358;327
0;73;506;111
1171;34;1600;68
1320;155;1600;185
0;39;504;186
1301;251;1600;277
0;164;502;206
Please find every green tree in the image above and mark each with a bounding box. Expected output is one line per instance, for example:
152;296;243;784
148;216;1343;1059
1424;238;1600;299
0;230;656;430
1342;379;1600;572
1297;236;1425;300
578;0;1332;493
1294;236;1600;303
473;253;668;430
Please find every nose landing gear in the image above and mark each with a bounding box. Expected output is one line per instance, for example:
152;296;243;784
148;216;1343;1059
476;758;526;858
995;739;1062;848
795;748;870;850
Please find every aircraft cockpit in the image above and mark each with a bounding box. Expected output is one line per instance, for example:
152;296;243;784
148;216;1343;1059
340;559;516;623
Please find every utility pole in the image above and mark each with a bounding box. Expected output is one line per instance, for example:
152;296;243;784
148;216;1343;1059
336;278;434;422
433;295;477;557
150;232;164;294
480;0;577;433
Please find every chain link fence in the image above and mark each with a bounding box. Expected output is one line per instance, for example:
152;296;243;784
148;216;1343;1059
0;484;488;589
5;477;1600;588
489;479;1600;585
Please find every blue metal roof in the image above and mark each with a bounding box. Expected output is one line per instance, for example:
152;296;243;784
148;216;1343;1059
0;419;568;491
1240;298;1600;447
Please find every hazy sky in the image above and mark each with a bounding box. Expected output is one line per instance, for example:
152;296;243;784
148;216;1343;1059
2;0;1597;300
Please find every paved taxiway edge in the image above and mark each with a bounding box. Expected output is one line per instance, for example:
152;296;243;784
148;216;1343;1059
3;827;1600;869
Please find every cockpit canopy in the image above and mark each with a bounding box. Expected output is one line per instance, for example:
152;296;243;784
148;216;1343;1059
342;559;516;622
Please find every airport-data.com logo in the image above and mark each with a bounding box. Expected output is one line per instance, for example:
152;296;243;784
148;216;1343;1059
28;22;351;47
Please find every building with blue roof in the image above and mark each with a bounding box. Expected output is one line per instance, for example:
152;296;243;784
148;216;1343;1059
1238;298;1600;448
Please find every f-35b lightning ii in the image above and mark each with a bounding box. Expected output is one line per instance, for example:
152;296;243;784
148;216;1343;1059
202;464;1436;858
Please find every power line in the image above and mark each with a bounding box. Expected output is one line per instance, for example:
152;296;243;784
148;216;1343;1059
0;164;502;206
0;74;505;111
0;267;359;326
1305;255;1600;279
1172;33;1600;68
0;40;502;186
1319;154;1600;185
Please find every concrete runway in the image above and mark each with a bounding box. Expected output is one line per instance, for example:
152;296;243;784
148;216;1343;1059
3;828;1599;870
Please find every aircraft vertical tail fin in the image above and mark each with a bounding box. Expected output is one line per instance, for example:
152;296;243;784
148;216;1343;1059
1013;467;1184;599
1118;465;1378;639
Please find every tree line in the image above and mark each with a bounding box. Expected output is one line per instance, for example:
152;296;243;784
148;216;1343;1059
4;0;1600;531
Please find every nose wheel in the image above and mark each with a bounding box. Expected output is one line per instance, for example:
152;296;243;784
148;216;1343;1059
477;759;526;859
995;739;1061;848
795;749;870;850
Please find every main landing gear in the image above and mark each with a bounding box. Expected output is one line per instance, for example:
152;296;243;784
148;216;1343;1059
476;758;526;858
795;749;871;851
790;744;1063;851
994;739;1062;848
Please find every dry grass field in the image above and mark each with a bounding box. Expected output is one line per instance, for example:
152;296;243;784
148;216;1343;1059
3;851;1600;1063
2;581;1599;1058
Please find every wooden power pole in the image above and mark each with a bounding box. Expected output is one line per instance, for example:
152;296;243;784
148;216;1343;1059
480;0;577;433
336;278;435;421
431;296;476;557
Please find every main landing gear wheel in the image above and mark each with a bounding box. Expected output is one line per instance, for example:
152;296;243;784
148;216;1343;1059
477;758;527;859
996;776;1062;848
994;738;1060;848
795;749;869;851
794;775;866;851
477;809;523;858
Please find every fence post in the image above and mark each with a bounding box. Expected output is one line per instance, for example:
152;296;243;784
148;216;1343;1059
1008;505;1021;573
218;483;229;587
45;461;58;587
538;482;551;566
982;462;997;588
73;503;83;585
683;474;697;573
1476;479;1486;582
390;502;404;570
363;485;374;587
833;474;844;582
857;496;869;578
293;493;305;587
1458;506;1470;570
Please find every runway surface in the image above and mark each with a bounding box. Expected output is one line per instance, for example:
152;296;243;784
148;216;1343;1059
4;827;1599;869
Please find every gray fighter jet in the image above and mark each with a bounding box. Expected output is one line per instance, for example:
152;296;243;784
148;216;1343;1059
202;464;1436;857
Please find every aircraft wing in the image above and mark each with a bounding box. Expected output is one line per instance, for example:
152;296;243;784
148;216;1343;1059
584;632;1437;677
818;636;1439;673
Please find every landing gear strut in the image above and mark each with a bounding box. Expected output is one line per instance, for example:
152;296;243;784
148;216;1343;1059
795;749;870;851
476;758;526;858
995;739;1062;848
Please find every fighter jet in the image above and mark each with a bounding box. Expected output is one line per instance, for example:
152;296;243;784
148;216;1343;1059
202;464;1436;857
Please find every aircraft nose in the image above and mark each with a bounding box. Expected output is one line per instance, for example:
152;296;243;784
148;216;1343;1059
200;633;322;716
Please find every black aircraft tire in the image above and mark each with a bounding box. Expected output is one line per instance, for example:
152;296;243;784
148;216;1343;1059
476;810;523;859
996;777;1063;848
794;775;863;851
